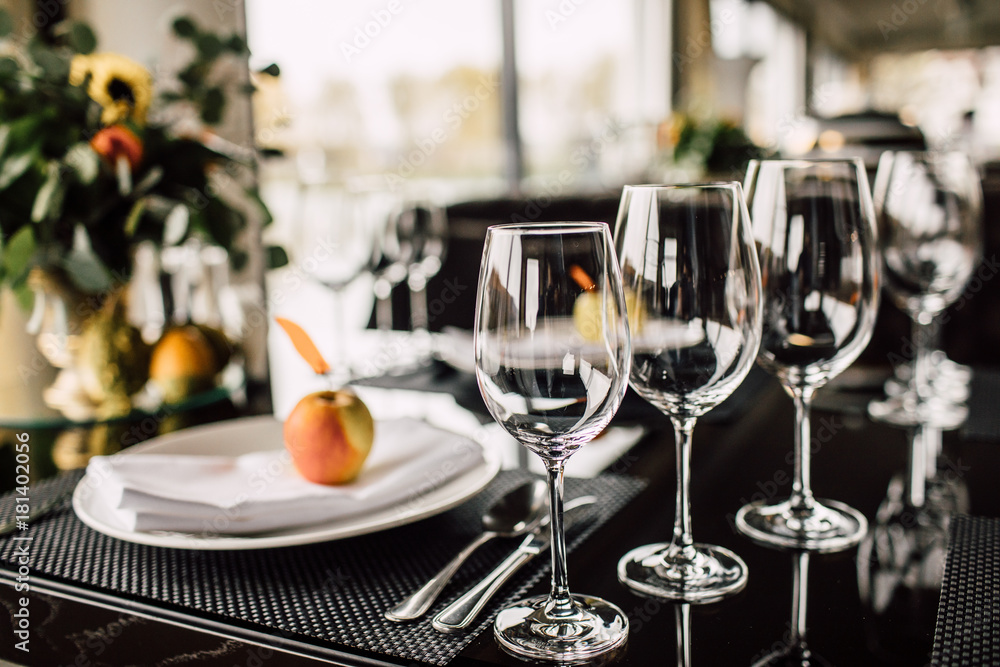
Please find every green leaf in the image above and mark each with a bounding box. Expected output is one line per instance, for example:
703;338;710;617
65;143;99;184
172;16;198;39
200;87;225;125
31;162;63;223
28;43;70;82
259;63;280;77
229;248;248;272
177;64;203;89
67;22;97;54
123;198;147;237
13;282;33;312
0;149;37;190
132;165;163;196
265;245;289;270
0;125;11;158
195;34;223;60
226;35;248;54
247;187;273;226
3;226;35;283
0;8;13;38
62;227;112;293
0;56;18;80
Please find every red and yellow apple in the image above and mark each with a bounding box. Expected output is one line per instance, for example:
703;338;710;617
283;390;375;485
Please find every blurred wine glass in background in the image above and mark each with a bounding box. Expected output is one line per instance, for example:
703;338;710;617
294;181;379;385
868;151;983;430
369;202;410;332
399;200;448;359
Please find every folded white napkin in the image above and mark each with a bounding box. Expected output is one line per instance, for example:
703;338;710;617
85;417;485;535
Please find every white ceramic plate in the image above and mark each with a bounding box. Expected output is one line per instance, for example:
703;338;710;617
72;415;501;550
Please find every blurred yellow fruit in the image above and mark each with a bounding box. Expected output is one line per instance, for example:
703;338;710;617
149;325;228;403
572;290;643;341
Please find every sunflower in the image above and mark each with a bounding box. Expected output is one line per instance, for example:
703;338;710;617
70;53;153;126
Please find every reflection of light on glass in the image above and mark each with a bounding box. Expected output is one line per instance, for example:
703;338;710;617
562;352;575;375
525;258;539;331
661;237;678;291
786;214;804;272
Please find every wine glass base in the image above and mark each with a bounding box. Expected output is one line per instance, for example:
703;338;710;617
494;594;628;663
867;395;967;430
617;542;748;603
736;498;868;553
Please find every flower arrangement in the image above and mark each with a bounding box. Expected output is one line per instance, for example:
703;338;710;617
654;113;767;181
0;10;284;308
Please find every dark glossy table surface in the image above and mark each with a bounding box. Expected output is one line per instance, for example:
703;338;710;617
2;364;998;666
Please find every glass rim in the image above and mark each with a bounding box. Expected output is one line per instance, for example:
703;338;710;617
622;181;742;190
485;221;608;235
747;156;865;167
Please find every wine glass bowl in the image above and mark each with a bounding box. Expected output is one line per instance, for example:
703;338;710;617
614;183;762;602
736;158;880;553
475;222;630;662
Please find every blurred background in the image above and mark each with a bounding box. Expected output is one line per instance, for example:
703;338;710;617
4;0;1000;412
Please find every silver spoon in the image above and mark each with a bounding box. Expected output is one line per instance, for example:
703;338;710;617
385;478;548;622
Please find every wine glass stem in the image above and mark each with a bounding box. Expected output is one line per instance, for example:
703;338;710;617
908;424;927;507
543;459;575;617
675;603;692;667
374;278;393;330
911;312;935;400
790;551;809;646
671;417;698;556
409;271;429;332
790;387;816;510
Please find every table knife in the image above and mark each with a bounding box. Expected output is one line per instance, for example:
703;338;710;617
431;495;596;632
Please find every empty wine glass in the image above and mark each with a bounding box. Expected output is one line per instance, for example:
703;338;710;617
867;151;982;429
400;201;447;336
475;222;630;662
614;183;762;602
296;185;378;384
736;158;879;553
369;203;410;331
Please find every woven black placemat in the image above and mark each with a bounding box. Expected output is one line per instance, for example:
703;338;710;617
961;368;1000;443
931;515;1000;666
0;468;644;666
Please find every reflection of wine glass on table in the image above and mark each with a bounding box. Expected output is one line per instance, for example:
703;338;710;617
867;151;982;429
614;183;763;602
475;222;630;662
751;552;831;667
856;424;956;662
736;158;880;553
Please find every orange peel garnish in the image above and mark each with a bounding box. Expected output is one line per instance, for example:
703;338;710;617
274;317;331;375
570;265;596;291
